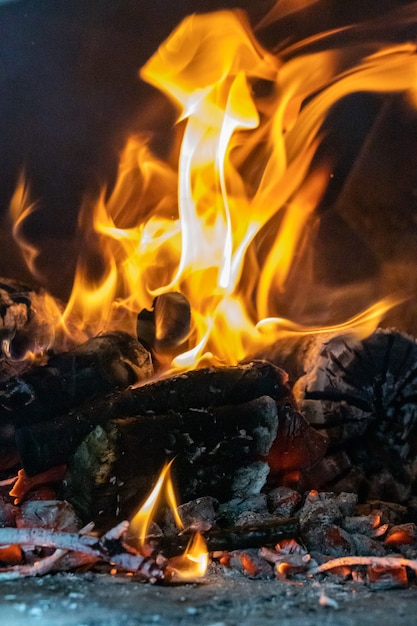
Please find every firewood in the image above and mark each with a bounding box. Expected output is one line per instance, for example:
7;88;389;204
0;521;165;581
16;360;292;477
0;331;153;428
300;329;417;499
0;548;94;580
307;555;417;577
264;329;417;499
60;395;279;526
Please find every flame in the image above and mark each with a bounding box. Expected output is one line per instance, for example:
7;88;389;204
9;173;40;278
9;5;417;366
129;461;208;579
129;460;183;547
168;532;209;580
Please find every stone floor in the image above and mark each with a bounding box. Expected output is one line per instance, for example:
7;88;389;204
0;570;416;626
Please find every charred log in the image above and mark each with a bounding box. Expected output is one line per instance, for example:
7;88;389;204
287;329;417;500
59;395;279;526
0;279;33;346
16;360;292;477
0;331;153;428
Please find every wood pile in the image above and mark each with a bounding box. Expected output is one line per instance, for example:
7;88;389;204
0;280;416;585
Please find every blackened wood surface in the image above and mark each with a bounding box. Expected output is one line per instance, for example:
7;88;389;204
0;279;33;342
0;331;153;427
0;279;57;380
16;360;292;476
137;292;191;351
151;517;300;556
61;395;278;526
291;329;417;501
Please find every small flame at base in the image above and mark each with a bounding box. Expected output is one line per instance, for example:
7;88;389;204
129;461;208;580
168;533;209;580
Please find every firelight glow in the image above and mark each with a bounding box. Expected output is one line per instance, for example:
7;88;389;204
9;5;417;368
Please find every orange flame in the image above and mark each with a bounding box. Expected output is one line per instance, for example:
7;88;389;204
129;460;183;547
129;461;208;579
168;532;209;580
9;6;417;366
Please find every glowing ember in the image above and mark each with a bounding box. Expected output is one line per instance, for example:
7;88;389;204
8;5;417;368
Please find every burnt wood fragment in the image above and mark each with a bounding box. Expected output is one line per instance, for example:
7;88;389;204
59;395;279;526
16;360;292;476
149;517;300;557
267;405;328;476
137;292;191;366
0;279;33;345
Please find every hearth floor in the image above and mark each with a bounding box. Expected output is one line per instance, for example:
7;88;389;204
0;571;416;626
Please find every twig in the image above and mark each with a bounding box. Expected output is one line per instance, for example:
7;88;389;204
0;475;18;487
0;549;71;580
308;556;417;576
0;522;95;580
0;521;164;581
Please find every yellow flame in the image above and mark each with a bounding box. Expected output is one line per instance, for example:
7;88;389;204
168;532;209;580
130;460;183;547
9;7;417;366
257;294;405;341
129;461;208;578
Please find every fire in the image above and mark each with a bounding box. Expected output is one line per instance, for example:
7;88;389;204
129;460;183;547
129;461;208;579
9;5;417;367
168;532;209;580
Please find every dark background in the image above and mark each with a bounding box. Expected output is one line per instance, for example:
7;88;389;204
0;0;416;312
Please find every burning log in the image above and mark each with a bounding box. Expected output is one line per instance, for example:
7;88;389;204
294;329;417;449
61;394;280;526
0;330;152;472
0;331;153;428
16;360;291;476
10;361;290;525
